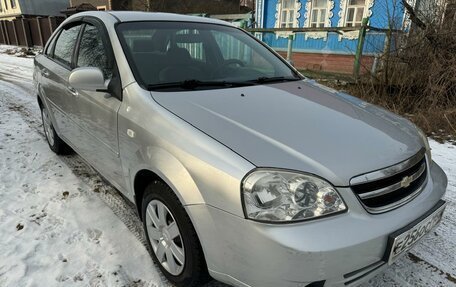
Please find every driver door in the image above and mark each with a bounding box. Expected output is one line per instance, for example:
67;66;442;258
70;21;125;191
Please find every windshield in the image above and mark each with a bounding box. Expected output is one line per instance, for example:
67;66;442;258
116;21;301;91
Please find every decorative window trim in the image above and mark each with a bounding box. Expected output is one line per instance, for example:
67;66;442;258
401;0;416;30
255;0;266;40
274;0;302;38
303;0;335;40
337;0;374;40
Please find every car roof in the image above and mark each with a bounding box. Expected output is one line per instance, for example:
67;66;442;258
70;11;233;26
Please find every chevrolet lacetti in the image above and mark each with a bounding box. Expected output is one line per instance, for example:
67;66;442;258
33;11;448;287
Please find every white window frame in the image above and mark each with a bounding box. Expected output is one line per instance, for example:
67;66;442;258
97;5;107;10
337;0;374;40
345;0;366;27
274;0;302;38
311;0;328;27
280;0;297;28
303;0;334;40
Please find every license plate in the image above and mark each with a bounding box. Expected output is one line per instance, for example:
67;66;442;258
385;200;447;265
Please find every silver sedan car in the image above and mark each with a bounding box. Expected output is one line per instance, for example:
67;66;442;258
34;11;447;287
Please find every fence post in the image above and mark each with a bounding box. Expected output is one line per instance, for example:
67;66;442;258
21;18;32;48
48;17;58;33
381;28;392;85
286;33;294;61
36;17;44;47
11;20;19;46
353;17;369;80
3;21;11;45
0;21;5;45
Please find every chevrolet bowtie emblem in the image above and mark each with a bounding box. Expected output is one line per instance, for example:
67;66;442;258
400;176;413;188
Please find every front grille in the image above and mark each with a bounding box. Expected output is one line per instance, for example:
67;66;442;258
350;149;428;213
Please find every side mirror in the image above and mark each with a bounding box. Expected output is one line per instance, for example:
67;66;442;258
69;67;106;92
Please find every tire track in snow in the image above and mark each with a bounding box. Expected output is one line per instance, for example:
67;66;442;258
0;81;148;247
0;79;226;287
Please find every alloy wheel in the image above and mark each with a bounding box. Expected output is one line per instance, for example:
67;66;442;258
42;107;55;146
145;199;185;276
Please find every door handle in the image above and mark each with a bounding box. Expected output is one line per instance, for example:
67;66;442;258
67;86;79;97
42;69;50;77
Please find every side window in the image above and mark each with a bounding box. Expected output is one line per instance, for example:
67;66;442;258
45;34;58;57
53;24;81;67
77;24;112;79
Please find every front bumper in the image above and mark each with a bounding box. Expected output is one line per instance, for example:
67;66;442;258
187;161;447;287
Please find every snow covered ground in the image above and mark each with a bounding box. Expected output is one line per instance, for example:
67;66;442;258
0;47;455;287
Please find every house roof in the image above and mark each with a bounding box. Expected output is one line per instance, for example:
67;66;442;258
61;3;97;16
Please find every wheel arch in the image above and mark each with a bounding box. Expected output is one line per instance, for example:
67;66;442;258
36;86;64;137
133;169;162;219
37;94;44;110
37;87;46;110
131;157;205;221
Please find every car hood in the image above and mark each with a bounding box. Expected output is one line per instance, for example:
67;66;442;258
151;80;423;186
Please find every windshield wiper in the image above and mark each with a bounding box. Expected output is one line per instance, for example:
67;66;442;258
249;76;301;84
147;79;254;90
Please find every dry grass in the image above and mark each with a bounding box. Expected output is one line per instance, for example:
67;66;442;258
345;82;456;142
347;6;456;142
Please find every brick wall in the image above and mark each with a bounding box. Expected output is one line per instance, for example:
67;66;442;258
278;51;375;75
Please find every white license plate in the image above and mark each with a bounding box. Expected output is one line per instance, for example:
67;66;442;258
386;201;447;265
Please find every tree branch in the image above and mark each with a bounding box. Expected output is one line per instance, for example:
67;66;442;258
402;0;427;30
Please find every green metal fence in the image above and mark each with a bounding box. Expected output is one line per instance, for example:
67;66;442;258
245;21;401;79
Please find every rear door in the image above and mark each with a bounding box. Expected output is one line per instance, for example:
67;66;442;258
39;22;83;140
71;20;124;190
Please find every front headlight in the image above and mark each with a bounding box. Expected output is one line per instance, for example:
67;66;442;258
242;170;347;223
417;127;432;161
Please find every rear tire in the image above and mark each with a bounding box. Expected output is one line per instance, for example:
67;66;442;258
40;106;71;155
141;181;209;287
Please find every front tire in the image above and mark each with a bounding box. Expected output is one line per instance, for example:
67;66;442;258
142;181;209;287
40;106;70;154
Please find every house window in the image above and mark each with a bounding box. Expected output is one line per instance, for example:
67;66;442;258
274;0;301;37
310;0;328;27
280;0;298;27
345;0;366;27
10;0;15;8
